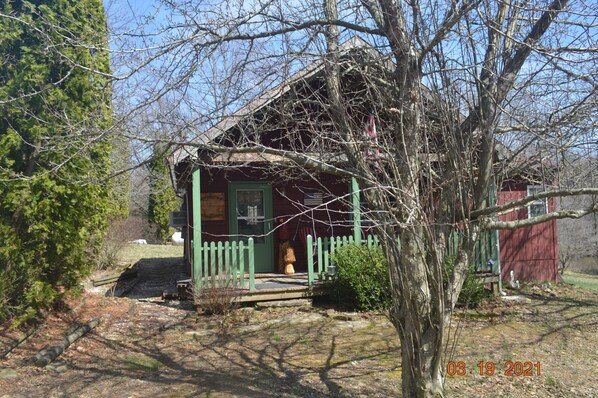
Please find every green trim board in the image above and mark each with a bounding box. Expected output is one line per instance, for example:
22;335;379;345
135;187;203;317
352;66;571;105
192;167;202;281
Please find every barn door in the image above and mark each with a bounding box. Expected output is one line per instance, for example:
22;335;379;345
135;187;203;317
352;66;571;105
228;182;274;273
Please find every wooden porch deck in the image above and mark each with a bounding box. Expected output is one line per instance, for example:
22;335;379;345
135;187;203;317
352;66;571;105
190;271;500;306
187;272;328;304
236;273;327;302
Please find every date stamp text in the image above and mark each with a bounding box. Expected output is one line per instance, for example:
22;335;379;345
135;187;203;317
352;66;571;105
446;361;541;376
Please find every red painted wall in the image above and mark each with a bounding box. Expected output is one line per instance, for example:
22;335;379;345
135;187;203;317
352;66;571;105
184;166;352;273
498;182;559;282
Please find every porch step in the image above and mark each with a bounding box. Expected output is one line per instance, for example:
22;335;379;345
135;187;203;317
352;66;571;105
192;284;327;306
238;285;327;303
255;298;312;309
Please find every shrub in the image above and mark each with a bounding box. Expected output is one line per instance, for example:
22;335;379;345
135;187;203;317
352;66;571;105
326;244;489;312
94;218;129;271
327;244;391;311
194;281;242;317
443;257;490;308
148;152;179;243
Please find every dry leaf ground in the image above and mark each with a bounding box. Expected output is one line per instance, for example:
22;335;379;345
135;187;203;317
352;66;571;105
1;278;596;397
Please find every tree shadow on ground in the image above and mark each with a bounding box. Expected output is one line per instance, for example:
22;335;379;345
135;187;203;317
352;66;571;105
108;257;188;300
21;313;401;397
523;290;598;343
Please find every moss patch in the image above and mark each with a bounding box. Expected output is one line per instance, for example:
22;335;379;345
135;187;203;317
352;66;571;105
123;355;164;371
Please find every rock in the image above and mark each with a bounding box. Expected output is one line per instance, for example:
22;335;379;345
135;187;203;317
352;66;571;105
0;368;18;379
501;295;531;303
255;299;312;309
335;319;372;329
47;362;68;373
54;363;69;373
332;313;360;321
185;329;218;337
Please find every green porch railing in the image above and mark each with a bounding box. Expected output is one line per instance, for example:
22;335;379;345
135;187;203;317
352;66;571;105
306;234;380;285
446;230;500;273
191;238;255;292
192;231;497;292
307;231;499;287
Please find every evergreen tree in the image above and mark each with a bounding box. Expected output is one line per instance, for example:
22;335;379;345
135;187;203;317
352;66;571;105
0;0;116;323
148;146;178;243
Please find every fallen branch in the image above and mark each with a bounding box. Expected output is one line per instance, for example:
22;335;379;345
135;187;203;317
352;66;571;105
31;317;101;367
1;323;43;359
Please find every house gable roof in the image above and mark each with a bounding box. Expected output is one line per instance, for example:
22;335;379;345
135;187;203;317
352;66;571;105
172;36;384;165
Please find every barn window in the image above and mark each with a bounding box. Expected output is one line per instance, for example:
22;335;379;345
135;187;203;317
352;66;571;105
527;185;547;218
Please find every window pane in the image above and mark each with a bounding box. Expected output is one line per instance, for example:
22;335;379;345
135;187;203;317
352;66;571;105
528;186;543;196
236;189;265;243
237;190;264;217
527;185;546;218
238;219;265;243
529;203;546;217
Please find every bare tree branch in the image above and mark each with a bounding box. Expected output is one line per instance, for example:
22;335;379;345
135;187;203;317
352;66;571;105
487;202;598;230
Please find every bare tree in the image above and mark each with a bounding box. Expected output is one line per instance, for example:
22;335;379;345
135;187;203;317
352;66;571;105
103;1;596;396
3;0;597;396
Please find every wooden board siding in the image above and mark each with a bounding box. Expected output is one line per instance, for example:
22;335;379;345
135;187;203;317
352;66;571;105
498;183;559;282
201;193;225;220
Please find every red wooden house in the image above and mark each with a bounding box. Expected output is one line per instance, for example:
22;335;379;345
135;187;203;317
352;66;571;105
172;39;559;291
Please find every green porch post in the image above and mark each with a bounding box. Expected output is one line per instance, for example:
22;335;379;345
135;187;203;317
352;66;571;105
307;234;314;286
490;179;502;292
192;167;202;284
248;238;255;291
351;177;362;243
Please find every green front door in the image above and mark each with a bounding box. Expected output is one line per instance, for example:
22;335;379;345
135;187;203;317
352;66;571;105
228;182;274;273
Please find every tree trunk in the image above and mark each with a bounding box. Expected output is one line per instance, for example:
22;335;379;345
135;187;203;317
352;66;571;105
399;334;444;398
385;228;445;398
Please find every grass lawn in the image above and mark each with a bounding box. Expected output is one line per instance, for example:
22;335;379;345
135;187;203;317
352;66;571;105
562;270;598;291
118;243;183;265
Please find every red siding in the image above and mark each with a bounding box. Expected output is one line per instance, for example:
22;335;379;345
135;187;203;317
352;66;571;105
186;166;351;272
498;183;558;282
